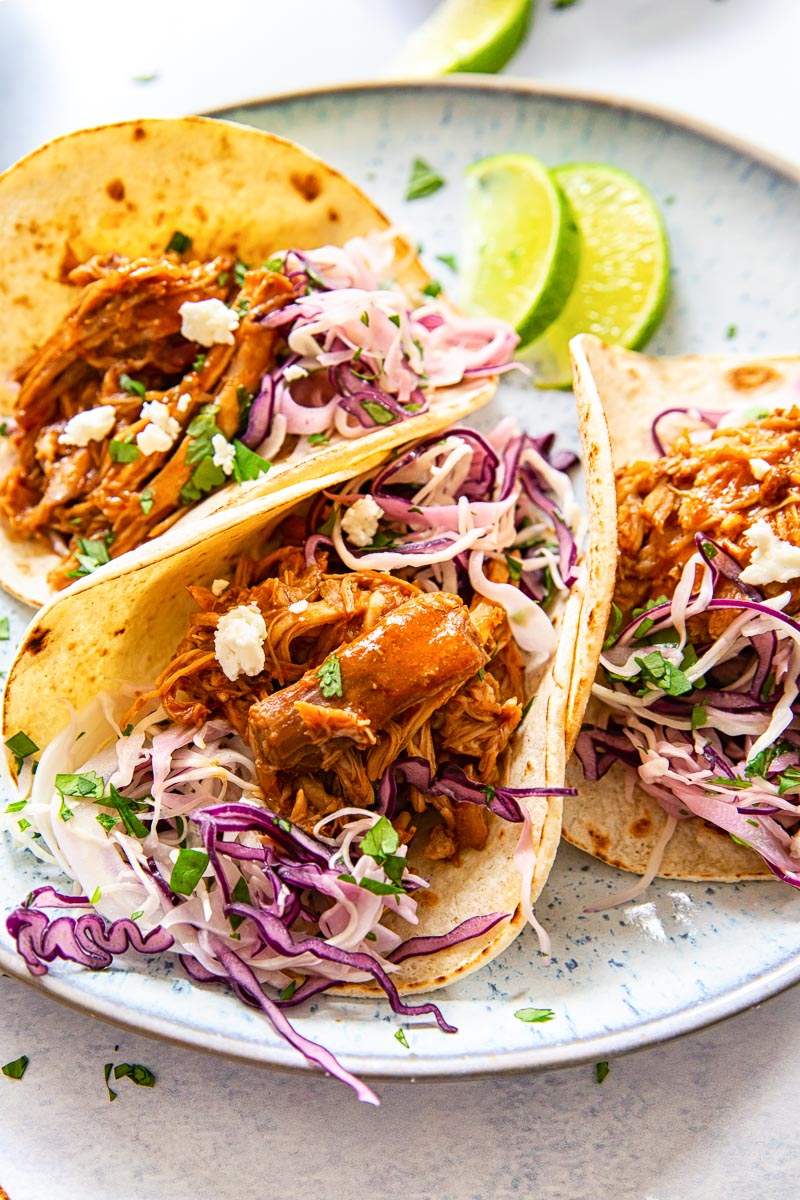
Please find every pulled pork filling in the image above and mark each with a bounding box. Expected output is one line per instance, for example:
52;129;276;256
0;253;291;589
616;407;800;621
141;546;524;861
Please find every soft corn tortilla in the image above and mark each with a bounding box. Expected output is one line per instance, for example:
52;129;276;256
563;333;800;881
0;116;492;608
1;358;613;993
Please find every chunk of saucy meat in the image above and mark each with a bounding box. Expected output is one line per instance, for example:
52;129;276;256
143;547;525;861
615;408;800;635
0;252;292;588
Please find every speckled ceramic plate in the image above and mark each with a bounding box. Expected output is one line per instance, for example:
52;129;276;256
2;80;800;1081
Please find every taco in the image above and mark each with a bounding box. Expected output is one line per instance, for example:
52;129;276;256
565;333;800;890
0;117;508;608
1;403;610;1101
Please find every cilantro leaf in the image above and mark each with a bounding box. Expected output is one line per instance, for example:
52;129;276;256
0;616;9;641
317;654;343;698
435;253;458;272
595;1061;610;1084
406;157;446;201
361;399;396;426
603;603;623;649
778;766;800;795
634;650;693;697
2;1055;29;1080
232;439;271;484
106;783;149;838
109;438;140;464
307;433;329;446
229;875;251;931
394;1028;410;1049
139;488;154;515
119;373;146;399
361;816;400;860
514;1007;555;1023
55;771;105;798
5;731;38;772
169;847;209;895
421;280;442;298
166;230;192;254
68;534;113;579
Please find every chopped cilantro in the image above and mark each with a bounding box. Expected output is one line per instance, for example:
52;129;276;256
726;324;738;339
107;783;149;838
514;1007;555;1023
264;256;284;272
778;766;800;795
113;1062;156;1091
217;271;230;286
477;667;486;682
307;433;329;446
707;776;751;790
338;873;406;897
234;260;248;287
119;373;146;399
691;705;707;733
235;297;250;316
96;812;117;832
553;0;580;7
139;488;154;515
59;797;74;823
131;910;144;921
361;816;400;860
0;616;8;640
109;439;140;464
520;694;536;722
166;230;192;255
364;932;377;941
435;253;458;271
104;1062;118;1101
505;553;523;582
229;875;251;931
631;595;669;640
55;771;104;799
406;157;446;201
2;1055;29;1080
595;1060;610;1084
746;741;793;779
0;422;7;436
193;352;207;373
361;399;395;426
317;654;343;698
180;405;228;503
17;818;31;832
394;1028;410;1049
422;280;442;298
360;311;370;326
68;534;113;579
170;848;209;895
279;980;298;1002
5;731;38;772
603;603;623;648
700;540;718;560
634;650;693;697
389;313;401;327
5;800;26;813
232;440;271;484
90;886;102;905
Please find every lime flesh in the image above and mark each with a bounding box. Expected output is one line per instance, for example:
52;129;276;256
525;162;670;389
460;153;580;347
393;0;534;76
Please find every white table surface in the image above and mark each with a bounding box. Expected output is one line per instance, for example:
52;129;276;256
1;2;799;1197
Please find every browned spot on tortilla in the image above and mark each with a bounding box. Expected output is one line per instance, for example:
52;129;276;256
727;364;779;391
629;815;653;839
193;204;208;223
133;125;146;141
113;627;127;637
290;170;321;202
25;628;50;656
154;211;165;227
415;888;439;908
587;824;610;853
12;295;32;309
328;207;340;223
105;178;126;202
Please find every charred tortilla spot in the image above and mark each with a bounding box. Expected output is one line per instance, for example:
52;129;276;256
25;628;49;656
727;364;779;391
193;204;208;223
328;208;340;223
12;296;32;309
105;178;126;202
290;171;322;202
133;125;146;141
629;815;653;838
113;627;126;637
587;824;610;853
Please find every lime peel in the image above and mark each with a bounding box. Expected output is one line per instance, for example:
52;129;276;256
392;0;534;77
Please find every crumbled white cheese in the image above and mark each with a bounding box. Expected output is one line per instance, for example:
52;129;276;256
749;457;771;481
136;400;181;456
283;364;309;383
177;392;192;415
211;433;236;476
59;405;116;447
141;400;180;441
341;495;383;548
211;578;230;597
136;423;173;456
214;603;267;681
179;298;239;347
288;598;309;614
740;519;800;585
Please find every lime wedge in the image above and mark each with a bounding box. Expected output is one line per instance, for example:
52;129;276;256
525;162;670;389
460;153;580;346
393;0;534;76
